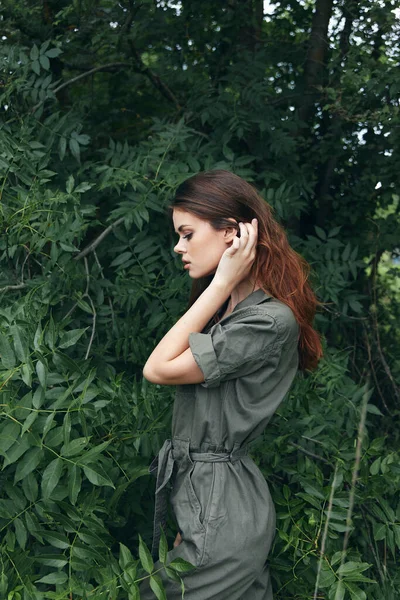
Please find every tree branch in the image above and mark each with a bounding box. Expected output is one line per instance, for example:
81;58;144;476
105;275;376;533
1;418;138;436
32;62;132;113
74;217;125;260
0;282;26;293
127;39;181;110
289;441;331;465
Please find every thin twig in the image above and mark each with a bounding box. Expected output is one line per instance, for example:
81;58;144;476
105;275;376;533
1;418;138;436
0;245;31;292
289;441;331;465
313;463;339;600
368;241;399;405
337;387;369;586
363;326;391;415
0;282;26;292
361;507;386;586
31;63;132;112
93;250;116;332
83;257;96;360
127;38;181;110
74;217;125;260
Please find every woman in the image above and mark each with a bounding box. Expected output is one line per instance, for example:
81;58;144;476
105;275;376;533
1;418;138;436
140;170;322;599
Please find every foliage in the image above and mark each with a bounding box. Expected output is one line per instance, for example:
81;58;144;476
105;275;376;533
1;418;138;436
1;0;399;598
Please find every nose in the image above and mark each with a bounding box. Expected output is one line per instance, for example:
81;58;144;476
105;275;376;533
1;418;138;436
174;238;186;254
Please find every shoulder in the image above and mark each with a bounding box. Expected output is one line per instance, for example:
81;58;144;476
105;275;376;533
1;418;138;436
231;299;299;343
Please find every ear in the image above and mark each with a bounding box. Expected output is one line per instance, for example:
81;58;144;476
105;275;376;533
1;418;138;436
223;218;239;243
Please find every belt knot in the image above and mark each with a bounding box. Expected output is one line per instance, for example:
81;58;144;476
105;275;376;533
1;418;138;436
149;438;247;559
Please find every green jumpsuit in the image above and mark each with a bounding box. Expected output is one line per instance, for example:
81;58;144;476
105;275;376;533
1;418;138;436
140;289;299;599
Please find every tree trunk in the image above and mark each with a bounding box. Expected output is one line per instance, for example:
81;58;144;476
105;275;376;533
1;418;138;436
315;0;359;228
298;0;334;125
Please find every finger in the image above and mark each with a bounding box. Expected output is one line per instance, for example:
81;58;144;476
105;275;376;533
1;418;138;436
242;222;256;253
238;222;248;248
230;236;240;253
250;219;258;244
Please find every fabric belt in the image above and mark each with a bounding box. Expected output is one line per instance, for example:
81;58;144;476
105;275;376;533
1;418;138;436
149;438;248;559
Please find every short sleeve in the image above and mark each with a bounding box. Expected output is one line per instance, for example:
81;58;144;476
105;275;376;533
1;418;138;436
188;307;282;388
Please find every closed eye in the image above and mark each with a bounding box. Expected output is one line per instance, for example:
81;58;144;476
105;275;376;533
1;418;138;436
183;233;193;240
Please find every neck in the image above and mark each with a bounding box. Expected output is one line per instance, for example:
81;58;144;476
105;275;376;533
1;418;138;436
228;277;261;312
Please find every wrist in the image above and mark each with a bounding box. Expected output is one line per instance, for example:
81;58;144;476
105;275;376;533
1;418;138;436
209;276;235;296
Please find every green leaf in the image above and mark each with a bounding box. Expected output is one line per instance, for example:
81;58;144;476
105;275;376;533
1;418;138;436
14;517;27;549
33;385;45;409
82;463;115;488
78;440;111;463
66;174;75;194
32;60;40;75
21;410;39;435
14;447;43;483
22;472;39;502
69;137;80;162
328;226;342;237
46;47;62;58
36;572;68;584
342;242;351;261
159;528;168;564
74;182;93;193
168;557;196;573
41;458;63;500
43;412;55;439
0;422;20;455
63;412;71;445
59;137;67;161
370;457;381;475
59;328;87;349
68;464;81;505
149;574;167;600
3;435;30;467
128;584;140;600
35;555;68;568
337;562;371;576
21;362;33;387
110;252;133;267
315;226;327;240
373;523;386;541
41;531;70;549
0;573;8;597
75;134;90;145
39;54;50;70
61;437;89;457
346;583;367;600
138;535;154;574
30;44;39;60
0;335;16;368
10;325;28;362
119;543;134;569
333;580;345;600
165;566;181;582
366;404;383;416
318;567;335;588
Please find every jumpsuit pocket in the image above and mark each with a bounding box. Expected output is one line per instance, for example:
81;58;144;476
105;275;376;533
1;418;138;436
185;461;215;531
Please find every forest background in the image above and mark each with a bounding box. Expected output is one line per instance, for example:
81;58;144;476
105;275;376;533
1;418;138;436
0;0;399;599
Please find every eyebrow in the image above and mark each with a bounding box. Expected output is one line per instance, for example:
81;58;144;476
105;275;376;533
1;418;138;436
174;224;191;233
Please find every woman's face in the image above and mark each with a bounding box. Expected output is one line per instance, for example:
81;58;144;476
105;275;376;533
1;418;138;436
172;209;236;278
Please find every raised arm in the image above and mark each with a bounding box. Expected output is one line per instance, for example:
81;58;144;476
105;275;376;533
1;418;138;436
142;220;258;385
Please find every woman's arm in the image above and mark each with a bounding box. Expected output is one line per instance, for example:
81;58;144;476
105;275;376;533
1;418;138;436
142;278;232;385
142;220;257;386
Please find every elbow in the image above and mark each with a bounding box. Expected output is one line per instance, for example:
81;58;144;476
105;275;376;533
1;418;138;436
143;362;165;385
143;362;155;383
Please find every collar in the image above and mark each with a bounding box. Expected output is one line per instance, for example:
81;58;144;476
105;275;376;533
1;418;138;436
232;288;272;312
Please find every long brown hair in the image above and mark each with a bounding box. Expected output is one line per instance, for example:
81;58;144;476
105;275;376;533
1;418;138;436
168;170;323;371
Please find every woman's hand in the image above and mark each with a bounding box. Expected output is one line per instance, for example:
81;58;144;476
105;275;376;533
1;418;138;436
213;219;258;288
173;532;182;548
